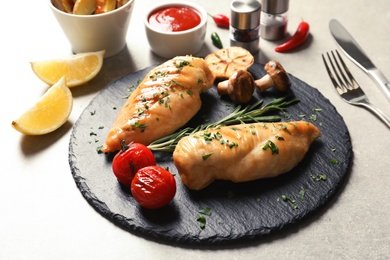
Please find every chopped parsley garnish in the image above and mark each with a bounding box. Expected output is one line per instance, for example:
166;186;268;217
171;79;184;87
202;153;213;160
137;109;145;116
298;189;305;199
278;194;299;210
199;207;211;216
199;131;238;149
329;159;339;164
228;142;238;148
175;60;190;71
96;146;103;154
197;215;206;229
197;207;212;229
201;132;213;143
311;174;327;181
133;122;147;132
164;97;171;109
262;140;279;154
309;114;317;121
275;135;284;141
149;70;168;81
281;195;295;203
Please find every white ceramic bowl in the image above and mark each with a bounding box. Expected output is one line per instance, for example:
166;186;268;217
49;0;135;58
144;1;207;58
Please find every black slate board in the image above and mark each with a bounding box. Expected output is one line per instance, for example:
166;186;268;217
69;63;352;245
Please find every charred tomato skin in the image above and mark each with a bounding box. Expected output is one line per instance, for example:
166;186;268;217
112;142;156;187
131;166;176;209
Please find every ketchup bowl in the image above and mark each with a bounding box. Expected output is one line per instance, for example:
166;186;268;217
144;1;207;58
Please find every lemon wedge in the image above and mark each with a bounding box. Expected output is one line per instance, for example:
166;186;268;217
31;50;105;87
12;77;73;135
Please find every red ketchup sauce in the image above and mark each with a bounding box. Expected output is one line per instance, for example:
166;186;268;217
148;6;201;32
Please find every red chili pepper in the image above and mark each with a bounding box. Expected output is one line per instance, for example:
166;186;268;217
208;13;230;29
275;21;310;52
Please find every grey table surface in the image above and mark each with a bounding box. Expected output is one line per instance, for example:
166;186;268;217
1;0;389;259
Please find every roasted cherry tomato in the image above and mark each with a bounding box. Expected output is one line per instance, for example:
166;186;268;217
112;141;156;187
131;166;176;209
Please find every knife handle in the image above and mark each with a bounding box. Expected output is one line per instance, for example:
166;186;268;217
368;68;390;102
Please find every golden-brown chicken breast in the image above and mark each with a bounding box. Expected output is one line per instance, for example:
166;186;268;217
102;56;215;153
173;121;321;190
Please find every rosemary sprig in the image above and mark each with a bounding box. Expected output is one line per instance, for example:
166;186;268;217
147;96;299;152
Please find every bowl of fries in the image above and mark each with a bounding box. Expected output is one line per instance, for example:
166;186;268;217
50;0;135;57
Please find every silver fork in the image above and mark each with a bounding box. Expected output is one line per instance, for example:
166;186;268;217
322;50;390;128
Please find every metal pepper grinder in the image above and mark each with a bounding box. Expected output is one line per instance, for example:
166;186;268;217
230;0;262;54
260;0;289;40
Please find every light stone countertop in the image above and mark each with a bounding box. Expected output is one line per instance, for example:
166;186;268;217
1;0;389;259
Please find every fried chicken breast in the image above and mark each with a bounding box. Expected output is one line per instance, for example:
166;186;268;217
173;121;321;190
102;56;215;153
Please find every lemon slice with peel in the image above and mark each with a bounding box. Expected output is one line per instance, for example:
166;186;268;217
12;77;73;135
31;50;105;87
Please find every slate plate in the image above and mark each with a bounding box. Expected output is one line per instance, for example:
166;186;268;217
69;63;352;245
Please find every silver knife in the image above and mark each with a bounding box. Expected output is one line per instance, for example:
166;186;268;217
329;19;390;102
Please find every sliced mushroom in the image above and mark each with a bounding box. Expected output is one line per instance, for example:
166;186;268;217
217;70;255;104
255;60;291;92
205;46;254;79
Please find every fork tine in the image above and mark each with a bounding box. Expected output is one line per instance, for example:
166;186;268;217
331;51;352;90
322;54;336;85
329;52;344;88
322;52;344;94
334;50;359;89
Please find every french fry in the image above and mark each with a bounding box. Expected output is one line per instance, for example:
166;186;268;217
96;0;116;14
73;0;96;15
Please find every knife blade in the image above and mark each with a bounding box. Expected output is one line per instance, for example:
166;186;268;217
329;19;390;102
